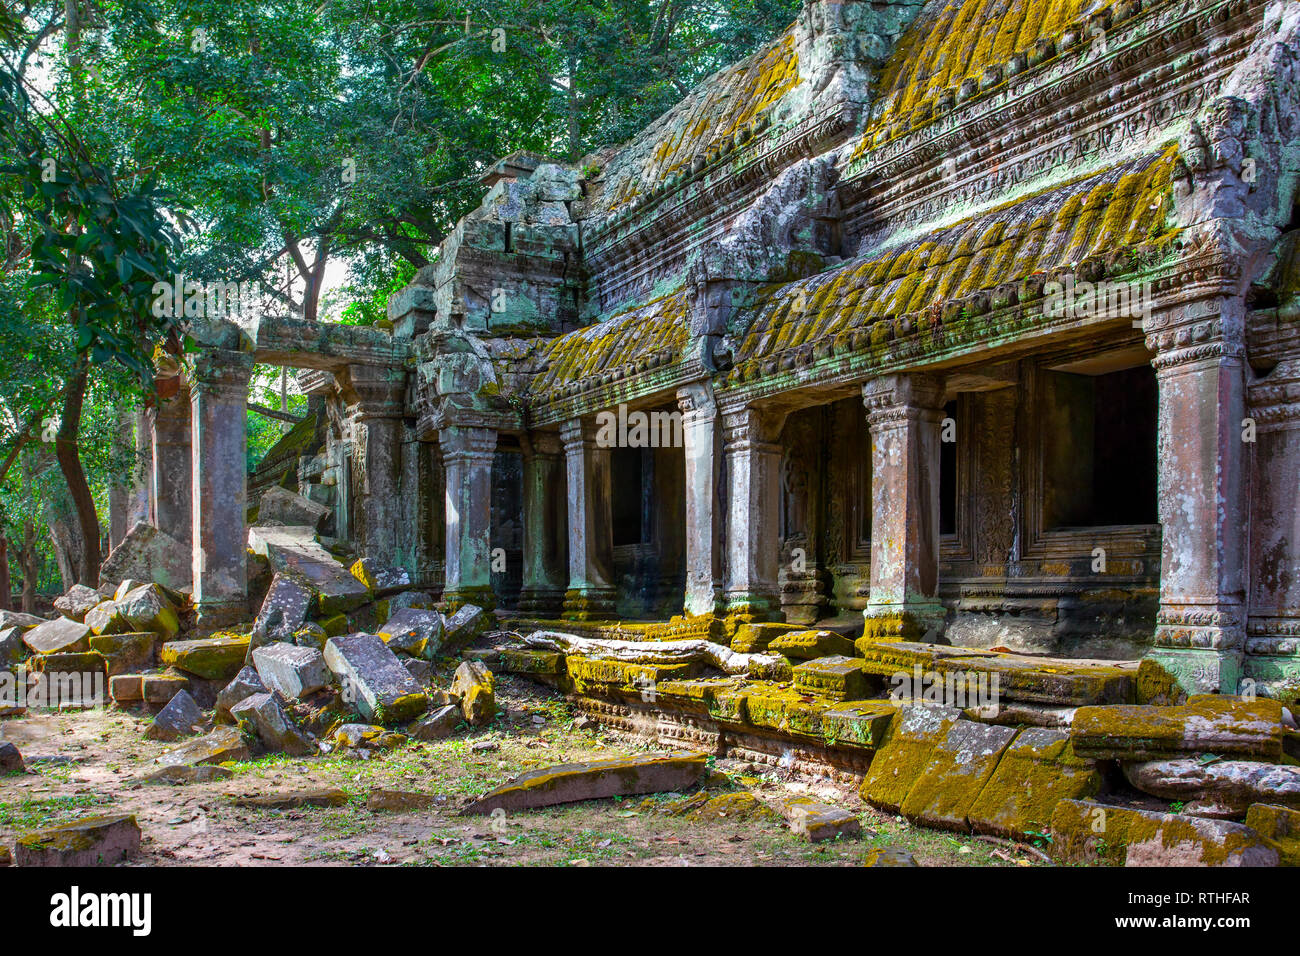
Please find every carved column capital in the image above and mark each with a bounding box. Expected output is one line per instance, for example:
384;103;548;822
861;372;945;426
439;424;497;466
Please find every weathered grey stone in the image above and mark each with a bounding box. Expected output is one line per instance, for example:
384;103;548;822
216;665;266;722
160;636;250;680
451;659;496;726
146;689;203;742
1072;696;1285;760
22;616;92;655
253;573;314;644
792;655;869;700
379;590;436;623
1245;804;1300;866
1124;759;1300;816
379;607;444;659
141;764;234;785
0;741;25;772
323;633;428;723
248;527;370;613
0;610;45;631
350;557;411;593
157;725;251;767
367;788;436;811
256;486;330;530
142;670;190;704
88;632;158;675
461;753;709;814
100;520;190;593
860;703;961;812
230;691;314;756
769;629;858;659
113;579;148;601
232;787;348;809
779;796;862;842
116;584;180;638
968;728;1101;839
84;600;128;635
1051;799;1279;867
901;719;1019;830
0;626;26;665
252;642;332;699
53;584;102;622
444;603;488;647
410;704;461;740
863;845;919;866
404;658;432;684
14;814;141;866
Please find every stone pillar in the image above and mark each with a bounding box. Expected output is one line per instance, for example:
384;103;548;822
518;431;567;617
441;424;496;611
150;380;192;548
189;349;253;631
127;409;153;530
1245;355;1300;694
721;406;784;622
678;383;721;618
560;418;616;620
860;373;946;644
342;366;407;566
1145;302;1248;693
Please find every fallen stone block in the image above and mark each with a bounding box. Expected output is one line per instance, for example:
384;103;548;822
116;584;180;638
160;636;250;681
1072;695;1285;761
232;787;348;809
54;584;102;622
350;557;411;593
109;674;144;704
334;723;406;750
1245;804;1300;866
248;527;370;614
792;655;869;700
1051;799;1279;867
253;573;314;645
685;792;782;823
821;701;896;749
230;692;314;756
378;590;436;624
13;814;141;866
863;845;920;866
404;658;432;684
461;753;709;814
0;626;26;665
146;689;204;742
89;633;158;676
378;607;444;659
410;704;461;741
100;521;191;593
294;623;329;651
324;633;428;724
84;599;131;636
780;795;862;842
256;486;330;530
252;643;331;699
142;671;191;704
860;703;961;812
1123;758;1300;817
114;579;148;601
0;741;25;772
451;660;496;726
142;764;234;785
729;621;804;653
157;726;250;767
968;728;1101;839
444;604;488;648
497;648;562;676
367;789;436;812
216;666;266;722
0;610;45;631
22;616;92;655
769;629;857;660
900;719;1019;831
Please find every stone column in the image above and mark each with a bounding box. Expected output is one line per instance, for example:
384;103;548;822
1145;300;1248;694
150;379;192;548
678;383;721;618
189;349;253;631
440;424;496;611
860;373;946;645
560;418;616;620
721;406;784;622
127;409;153;530
343;365;407;566
518;431;567;617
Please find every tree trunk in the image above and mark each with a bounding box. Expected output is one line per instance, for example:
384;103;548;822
55;365;100;585
567;51;580;162
0;530;10;611
21;518;36;613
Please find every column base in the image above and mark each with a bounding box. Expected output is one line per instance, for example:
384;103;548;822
442;586;497;614
563;587;617;621
517;586;566;619
722;590;781;625
1142;646;1243;696
194;600;248;636
683;585;721;620
1242;617;1300;701
858;604;945;650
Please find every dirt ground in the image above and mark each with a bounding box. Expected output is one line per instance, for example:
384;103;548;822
0;673;1053;867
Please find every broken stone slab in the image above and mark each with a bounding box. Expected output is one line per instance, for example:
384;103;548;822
451;660;496;726
231;787;348;809
444;604;489;648
142;670;190;704
410;704;461;741
248;527;370;614
0;610;45;631
160;635;250;681
404;658;432;684
13;813;142;866
256;486;330;530
141;764;234;785
0;627;26;665
1245;804;1300;866
860;703;961;812
684;792;782;823
109;674;144;704
1123;758;1300;817
252;573;315;645
350;557;411;593
1072;695;1285;761
378;607;444;660
821;701;896;749
157;725;251;767
84;599;129;635
100;520;191;594
333;723;407;750
900;719;1019;831
252;643;331;699
294;623;329;651
324;633;428;724
863;845;919;866
728;621;804;653
114;579;148;601
146;689;204;742
792;655;869;700
230;692;314;757
216;666;266;722
967;727;1101;839
0;741;25;772
461;753;709;814
1051;799;1279;867
367;789;437;812
22;616;92;655
116;584;180;638
780;795;862;842
53;584;103;622
769;629;858;660
89;633;158;676
378;590;436;624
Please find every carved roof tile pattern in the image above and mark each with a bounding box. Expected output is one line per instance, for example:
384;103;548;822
529;290;691;399
852;0;1124;157
732;145;1177;372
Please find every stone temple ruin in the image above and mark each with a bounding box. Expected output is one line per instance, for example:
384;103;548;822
6;0;1300;866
